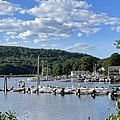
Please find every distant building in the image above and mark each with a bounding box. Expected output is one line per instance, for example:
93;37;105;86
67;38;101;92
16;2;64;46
108;66;120;81
71;71;91;78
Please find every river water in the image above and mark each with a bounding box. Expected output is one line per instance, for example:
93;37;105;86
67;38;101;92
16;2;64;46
0;77;119;120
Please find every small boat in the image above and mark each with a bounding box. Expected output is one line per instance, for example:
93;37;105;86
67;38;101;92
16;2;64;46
13;87;25;92
27;77;38;82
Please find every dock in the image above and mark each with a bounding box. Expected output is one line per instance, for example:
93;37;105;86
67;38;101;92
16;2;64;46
0;85;117;98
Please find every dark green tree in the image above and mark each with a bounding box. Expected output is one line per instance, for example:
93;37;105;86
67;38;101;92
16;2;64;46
52;63;62;76
102;58;111;75
110;53;120;66
78;56;96;72
115;40;120;49
62;60;74;75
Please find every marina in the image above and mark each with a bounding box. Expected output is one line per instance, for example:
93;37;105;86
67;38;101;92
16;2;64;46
0;0;120;119
0;77;119;120
0;76;119;97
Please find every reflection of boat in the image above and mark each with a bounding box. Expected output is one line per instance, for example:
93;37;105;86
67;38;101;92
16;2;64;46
58;79;71;82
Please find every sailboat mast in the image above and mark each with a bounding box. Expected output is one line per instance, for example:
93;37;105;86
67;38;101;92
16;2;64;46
41;60;44;77
37;55;40;87
46;62;48;80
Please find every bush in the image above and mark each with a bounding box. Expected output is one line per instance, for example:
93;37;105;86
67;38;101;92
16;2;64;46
0;110;17;120
106;100;120;120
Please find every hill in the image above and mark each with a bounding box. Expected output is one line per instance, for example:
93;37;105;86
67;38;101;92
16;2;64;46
0;46;99;75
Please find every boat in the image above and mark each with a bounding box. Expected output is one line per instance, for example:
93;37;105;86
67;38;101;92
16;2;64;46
27;56;40;88
27;57;52;83
27;77;38;82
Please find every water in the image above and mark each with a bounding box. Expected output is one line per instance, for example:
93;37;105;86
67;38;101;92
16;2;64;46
0;77;119;120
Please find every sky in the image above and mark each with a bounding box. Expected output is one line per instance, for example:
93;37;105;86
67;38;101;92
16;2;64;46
0;0;120;58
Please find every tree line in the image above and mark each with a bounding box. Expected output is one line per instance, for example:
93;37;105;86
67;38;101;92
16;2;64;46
0;45;119;76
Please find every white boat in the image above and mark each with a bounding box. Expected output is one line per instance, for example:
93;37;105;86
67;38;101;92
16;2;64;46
27;56;40;88
27;57;52;83
27;77;38;82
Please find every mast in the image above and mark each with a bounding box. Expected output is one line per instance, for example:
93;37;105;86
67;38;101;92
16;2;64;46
37;55;40;88
4;76;8;93
41;60;44;77
46;62;48;80
95;63;97;75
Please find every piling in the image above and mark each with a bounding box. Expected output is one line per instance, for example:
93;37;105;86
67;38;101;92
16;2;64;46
4;76;8;93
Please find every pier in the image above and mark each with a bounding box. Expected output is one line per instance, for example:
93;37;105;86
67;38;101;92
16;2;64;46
1;84;119;99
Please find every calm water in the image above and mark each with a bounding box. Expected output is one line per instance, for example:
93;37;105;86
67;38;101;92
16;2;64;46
0;77;119;120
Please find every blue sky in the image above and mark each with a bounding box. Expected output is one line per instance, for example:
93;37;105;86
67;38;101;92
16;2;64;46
0;0;120;58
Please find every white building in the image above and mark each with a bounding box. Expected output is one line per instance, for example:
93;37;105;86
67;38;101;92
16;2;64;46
108;66;120;80
71;71;90;78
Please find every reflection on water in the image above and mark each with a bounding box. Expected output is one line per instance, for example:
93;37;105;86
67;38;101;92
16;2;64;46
0;77;118;120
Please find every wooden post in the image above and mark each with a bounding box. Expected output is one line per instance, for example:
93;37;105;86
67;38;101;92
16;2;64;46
4;76;7;93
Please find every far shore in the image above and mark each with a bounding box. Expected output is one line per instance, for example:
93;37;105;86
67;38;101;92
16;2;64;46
0;75;35;77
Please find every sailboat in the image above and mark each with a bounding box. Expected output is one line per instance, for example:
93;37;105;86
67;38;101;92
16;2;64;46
27;56;40;87
27;56;52;83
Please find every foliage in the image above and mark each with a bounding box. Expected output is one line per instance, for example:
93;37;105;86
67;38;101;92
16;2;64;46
115;40;120;49
79;56;97;72
0;110;17;120
106;100;120;120
52;63;62;76
0;46;119;76
102;58;111;75
101;53;120;75
110;53;120;66
0;46;99;75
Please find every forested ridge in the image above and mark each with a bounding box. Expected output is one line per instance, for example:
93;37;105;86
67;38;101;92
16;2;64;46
0;46;99;75
0;45;119;76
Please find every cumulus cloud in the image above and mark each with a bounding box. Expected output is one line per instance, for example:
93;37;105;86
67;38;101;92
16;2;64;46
0;0;20;15
1;0;120;43
41;43;60;49
111;26;120;32
65;42;97;52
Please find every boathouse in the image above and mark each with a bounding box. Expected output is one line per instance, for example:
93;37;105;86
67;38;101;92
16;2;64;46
108;66;120;81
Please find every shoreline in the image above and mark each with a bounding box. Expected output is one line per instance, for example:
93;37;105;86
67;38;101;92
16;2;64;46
0;75;35;77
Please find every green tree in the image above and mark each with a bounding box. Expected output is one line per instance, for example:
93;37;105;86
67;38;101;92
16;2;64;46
0;110;17;120
102;58;111;75
52;63;62;76
79;56;96;72
110;53;120;66
0;46;99;75
115;40;120;49
102;53;120;75
62;60;74;75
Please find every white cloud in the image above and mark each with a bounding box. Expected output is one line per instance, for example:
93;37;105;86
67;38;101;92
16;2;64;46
77;33;82;37
40;43;60;49
41;43;46;47
2;41;18;45
18;30;36;39
0;0;20;15
65;42;97;52
1;0;120;43
52;44;59;48
111;26;120;32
